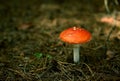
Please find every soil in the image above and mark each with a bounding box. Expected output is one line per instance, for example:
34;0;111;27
0;0;120;81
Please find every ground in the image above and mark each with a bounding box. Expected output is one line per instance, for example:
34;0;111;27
0;0;120;81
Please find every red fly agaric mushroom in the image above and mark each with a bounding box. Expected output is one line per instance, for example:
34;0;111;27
59;26;91;63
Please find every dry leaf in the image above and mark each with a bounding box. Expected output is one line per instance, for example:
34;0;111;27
18;22;33;30
106;50;115;60
116;31;120;40
100;16;120;27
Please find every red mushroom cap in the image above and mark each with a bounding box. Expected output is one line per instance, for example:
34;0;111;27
59;27;91;44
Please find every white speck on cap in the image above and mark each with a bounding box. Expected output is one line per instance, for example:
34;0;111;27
73;27;77;30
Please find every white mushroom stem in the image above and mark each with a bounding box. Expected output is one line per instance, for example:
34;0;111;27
73;44;80;63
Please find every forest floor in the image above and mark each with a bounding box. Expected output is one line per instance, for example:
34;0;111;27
0;0;120;81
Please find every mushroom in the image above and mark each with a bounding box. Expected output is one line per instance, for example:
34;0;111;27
59;26;91;63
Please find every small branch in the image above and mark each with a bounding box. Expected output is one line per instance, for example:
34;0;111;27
114;0;119;5
105;10;117;53
7;68;32;80
104;0;110;13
